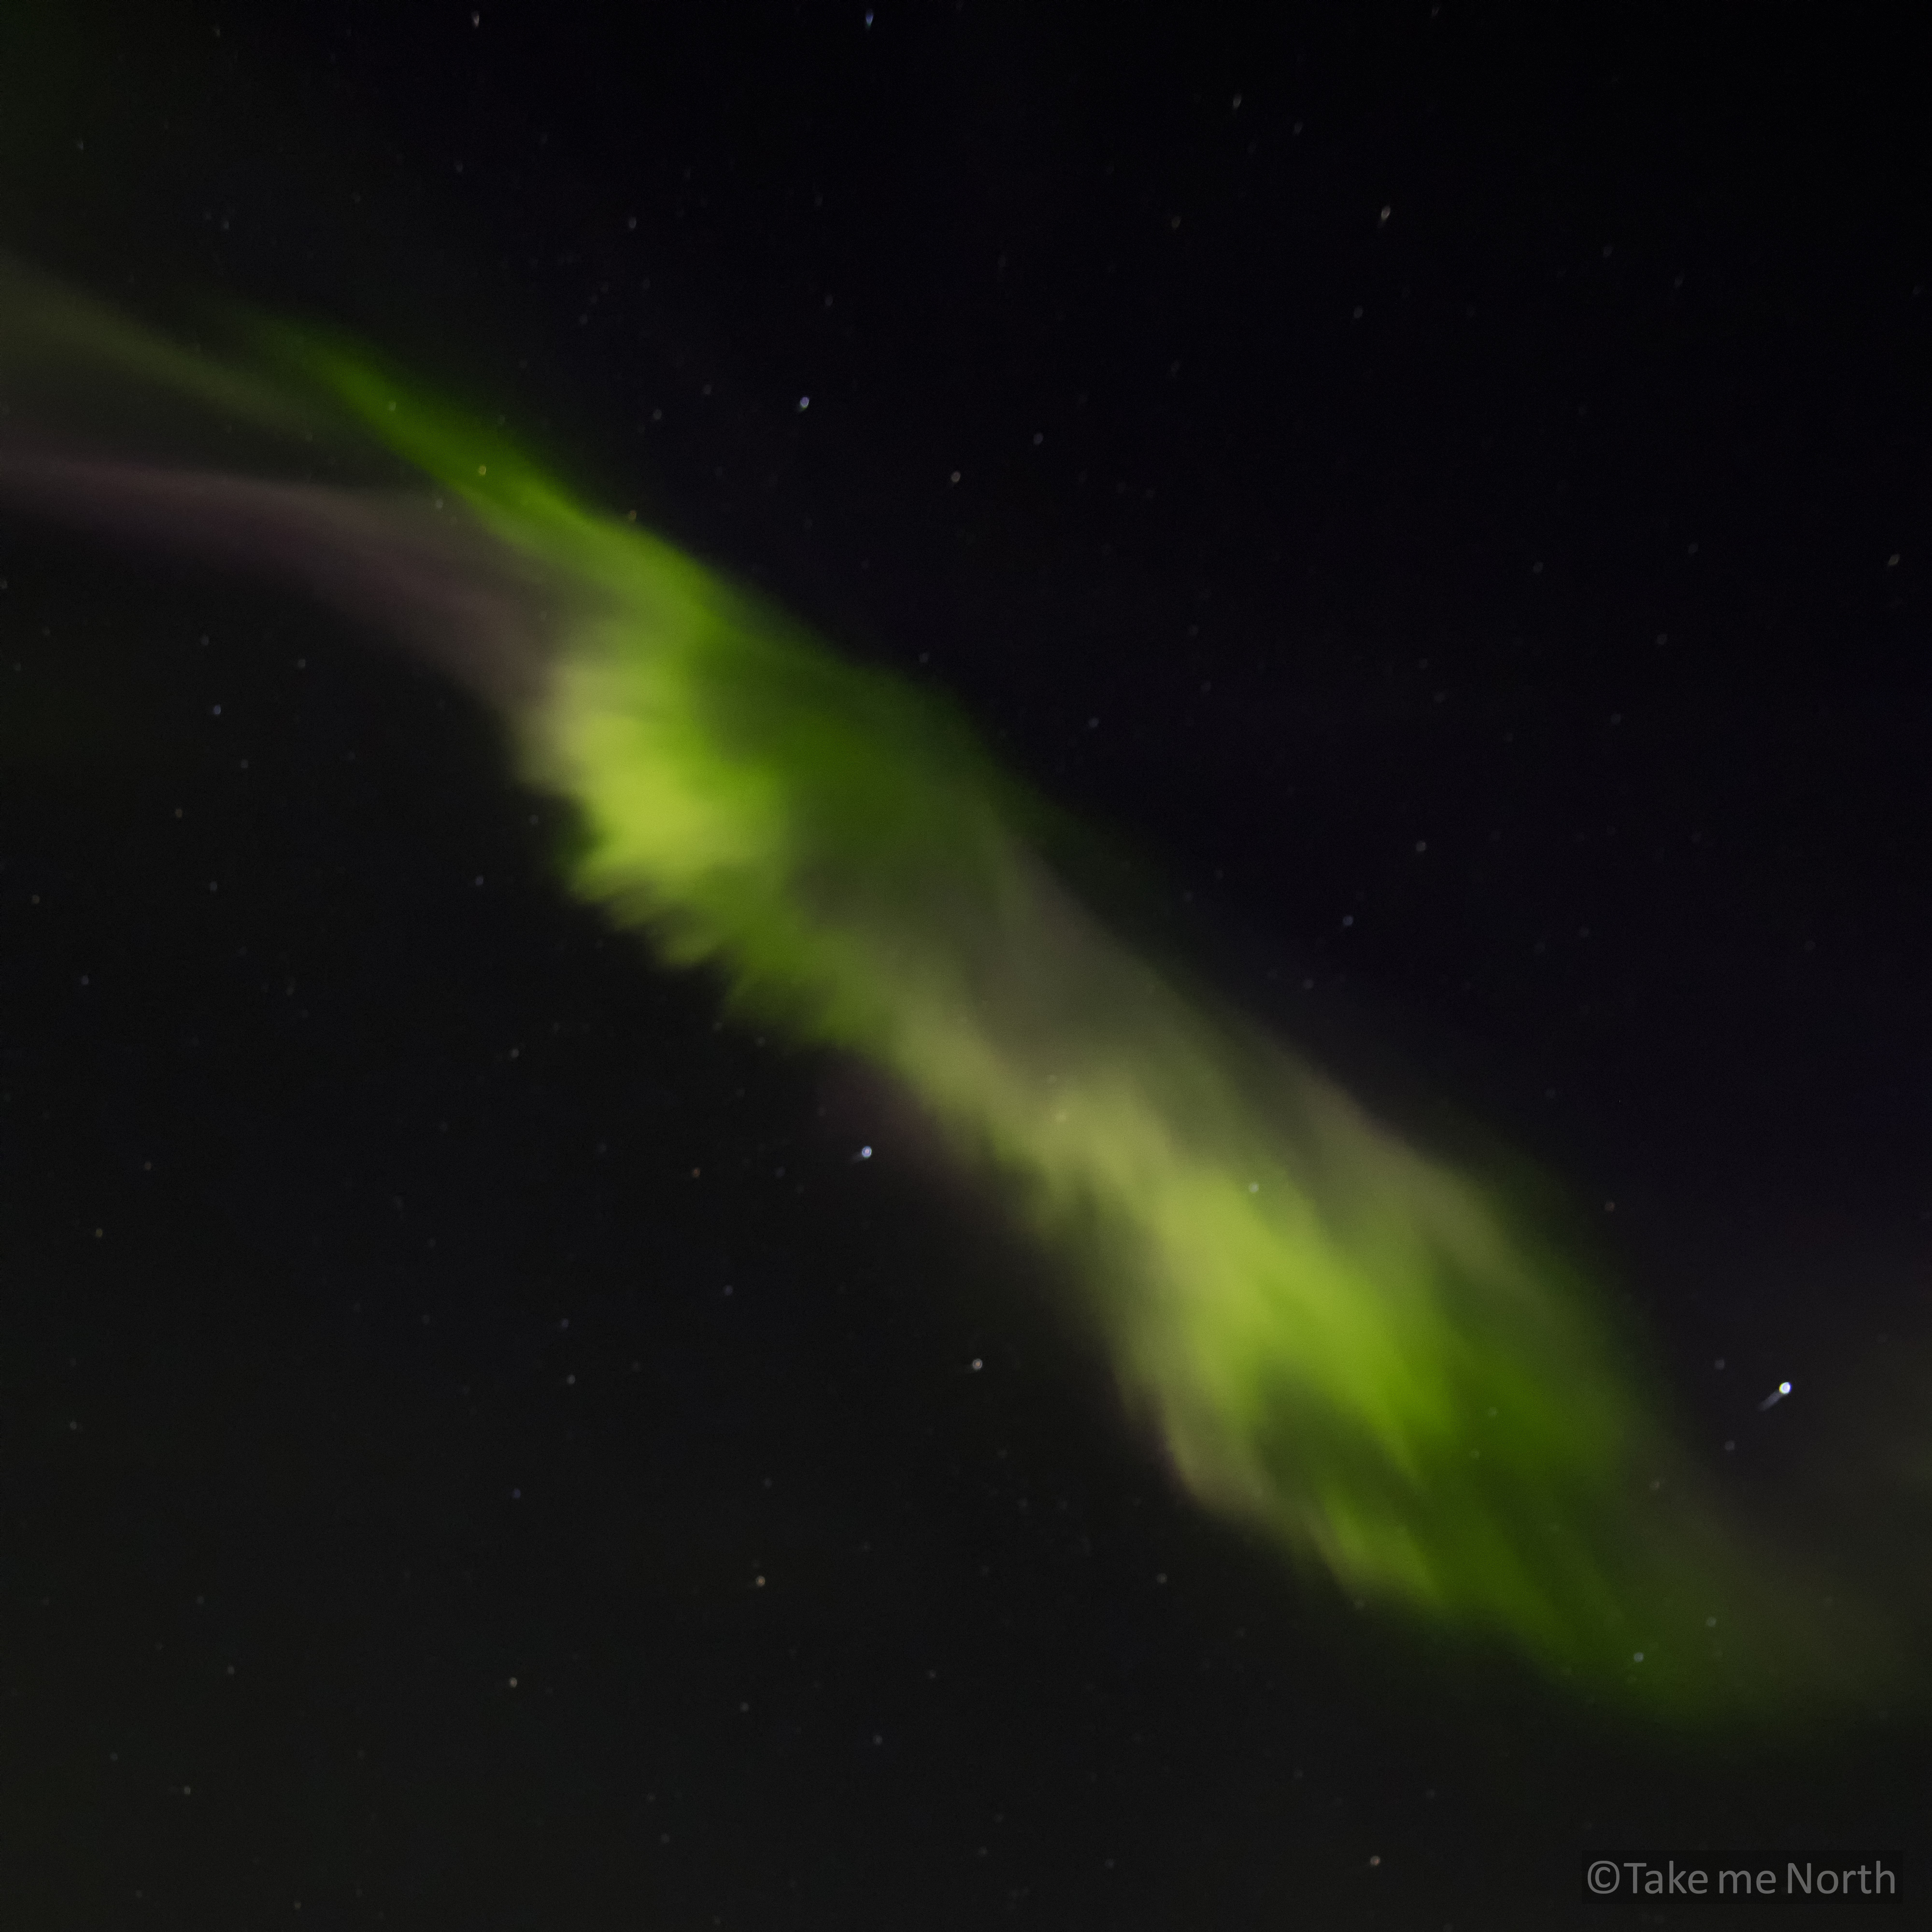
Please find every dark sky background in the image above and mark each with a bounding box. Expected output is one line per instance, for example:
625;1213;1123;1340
1;3;1928;1926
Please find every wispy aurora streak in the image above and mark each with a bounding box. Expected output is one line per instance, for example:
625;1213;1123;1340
0;262;1888;1716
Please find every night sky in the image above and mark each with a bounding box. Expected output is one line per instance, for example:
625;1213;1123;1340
2;3;1928;1925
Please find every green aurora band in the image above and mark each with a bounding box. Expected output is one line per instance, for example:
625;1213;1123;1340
0;263;1895;1718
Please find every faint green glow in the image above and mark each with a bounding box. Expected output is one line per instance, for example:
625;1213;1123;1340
1;266;1894;1715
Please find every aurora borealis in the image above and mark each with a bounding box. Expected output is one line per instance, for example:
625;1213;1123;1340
2;262;1893;1719
6;7;1932;1918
